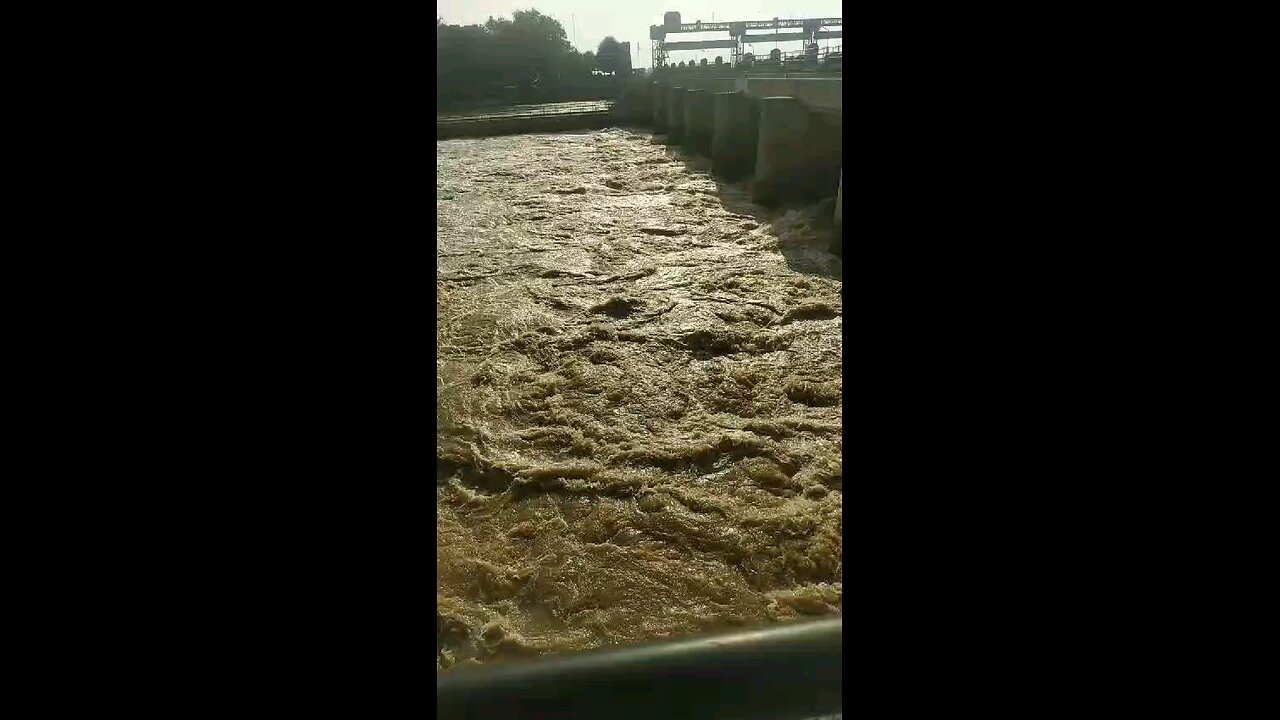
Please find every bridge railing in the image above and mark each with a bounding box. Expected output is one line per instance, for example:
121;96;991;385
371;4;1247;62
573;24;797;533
437;618;842;720
656;45;842;74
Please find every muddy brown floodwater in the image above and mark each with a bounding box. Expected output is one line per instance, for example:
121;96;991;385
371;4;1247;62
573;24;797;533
437;127;842;671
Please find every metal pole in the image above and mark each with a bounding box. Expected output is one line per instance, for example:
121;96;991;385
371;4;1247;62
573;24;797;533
437;617;842;720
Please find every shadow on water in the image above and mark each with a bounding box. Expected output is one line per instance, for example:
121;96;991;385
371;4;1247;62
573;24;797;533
645;135;842;282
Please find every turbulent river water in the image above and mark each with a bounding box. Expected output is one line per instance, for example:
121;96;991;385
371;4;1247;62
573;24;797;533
437;127;842;671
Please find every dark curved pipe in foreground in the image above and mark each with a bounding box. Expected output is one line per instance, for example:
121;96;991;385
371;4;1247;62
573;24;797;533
437;617;842;720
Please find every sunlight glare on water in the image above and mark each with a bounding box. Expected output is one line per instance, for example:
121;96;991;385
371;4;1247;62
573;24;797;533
437;127;842;670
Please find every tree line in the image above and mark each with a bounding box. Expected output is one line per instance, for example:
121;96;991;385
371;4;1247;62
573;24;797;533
437;10;630;110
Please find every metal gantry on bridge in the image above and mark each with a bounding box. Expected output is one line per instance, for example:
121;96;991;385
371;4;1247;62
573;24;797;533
649;11;842;68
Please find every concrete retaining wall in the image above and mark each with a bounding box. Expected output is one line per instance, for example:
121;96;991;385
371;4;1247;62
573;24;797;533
436;112;613;140
734;78;841;114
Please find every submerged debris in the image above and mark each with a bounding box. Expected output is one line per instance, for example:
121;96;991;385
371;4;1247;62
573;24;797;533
639;226;684;236
590;297;642;318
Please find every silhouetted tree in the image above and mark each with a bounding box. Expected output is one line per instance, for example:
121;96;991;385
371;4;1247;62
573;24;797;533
484;10;571;83
437;10;608;109
596;36;621;74
700;58;708;66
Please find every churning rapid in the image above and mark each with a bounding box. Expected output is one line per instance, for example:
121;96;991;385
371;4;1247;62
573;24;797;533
437;127;842;671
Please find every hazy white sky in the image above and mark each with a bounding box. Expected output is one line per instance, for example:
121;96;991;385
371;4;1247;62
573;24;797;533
436;1;843;67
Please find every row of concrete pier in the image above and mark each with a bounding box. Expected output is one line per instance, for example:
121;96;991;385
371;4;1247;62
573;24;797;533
617;78;843;254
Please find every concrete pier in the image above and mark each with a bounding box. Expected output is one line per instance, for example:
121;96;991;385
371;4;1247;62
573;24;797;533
752;97;810;205
630;82;652;124
832;170;842;256
610;80;650;125
653;82;667;132
712;91;757;181
666;87;685;144
683;89;714;156
752;96;842;206
644;76;841;227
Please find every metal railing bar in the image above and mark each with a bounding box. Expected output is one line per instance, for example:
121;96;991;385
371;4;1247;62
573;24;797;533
437;617;842;720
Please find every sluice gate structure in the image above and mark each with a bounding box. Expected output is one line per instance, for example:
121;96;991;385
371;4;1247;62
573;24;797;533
436;16;843;255
613;72;842;254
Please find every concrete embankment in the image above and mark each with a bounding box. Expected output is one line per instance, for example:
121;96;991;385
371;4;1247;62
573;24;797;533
437;102;615;140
